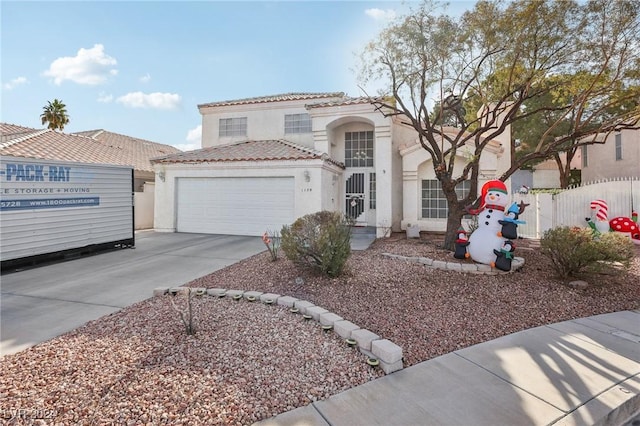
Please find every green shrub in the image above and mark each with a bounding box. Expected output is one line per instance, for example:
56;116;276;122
540;227;635;279
280;211;353;278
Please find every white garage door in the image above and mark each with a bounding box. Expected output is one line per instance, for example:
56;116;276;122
176;177;295;236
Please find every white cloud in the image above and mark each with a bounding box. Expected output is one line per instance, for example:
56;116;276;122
365;8;396;21
186;125;202;144
169;125;202;151
3;76;28;90
116;92;181;109
43;44;117;86
172;142;200;152
97;92;113;103
139;73;151;83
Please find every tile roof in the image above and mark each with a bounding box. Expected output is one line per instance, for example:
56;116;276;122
306;96;384;109
0;123;42;144
198;92;345;108
0;125;181;173
152;139;344;168
72;129;181;171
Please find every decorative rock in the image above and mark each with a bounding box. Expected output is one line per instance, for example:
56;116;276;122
512;257;525;270
432;260;447;270
260;293;281;304
446;263;462;272
461;264;479;273
382;253;404;260
418;257;433;266
406;224;421;238
334;320;360;339
568;280;589;289
225;289;245;299
169;287;188;295
207;288;227;297
476;264;492;273
293;300;315;315
351;328;380;351
277;296;298;307
379;358;404;374
306;306;329;321
153;287;169;297
371;339;403;364
319;312;343;327
193;287;207;296
244;291;263;301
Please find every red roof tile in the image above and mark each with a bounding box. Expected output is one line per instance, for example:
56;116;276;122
198;92;345;109
0;123;42;145
152;139;344;168
306;96;384;109
0;125;181;173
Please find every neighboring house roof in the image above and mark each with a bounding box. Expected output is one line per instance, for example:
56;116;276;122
71;129;180;171
152;139;344;168
0;124;180;173
0;123;43;144
198;92;345;108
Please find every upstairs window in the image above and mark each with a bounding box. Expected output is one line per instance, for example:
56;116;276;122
615;133;622;160
285;113;312;134
345;131;374;167
582;145;588;168
219;117;247;137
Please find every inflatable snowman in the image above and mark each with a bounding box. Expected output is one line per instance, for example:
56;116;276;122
466;180;511;265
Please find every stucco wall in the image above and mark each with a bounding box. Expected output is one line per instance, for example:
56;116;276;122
532;169;560;189
134;182;155;230
153;160;342;232
581;128;640;182
400;133;510;232
200;100;336;149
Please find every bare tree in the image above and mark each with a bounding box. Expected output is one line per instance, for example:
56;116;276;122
358;0;639;249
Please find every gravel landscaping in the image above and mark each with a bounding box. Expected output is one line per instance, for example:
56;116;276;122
1;233;639;425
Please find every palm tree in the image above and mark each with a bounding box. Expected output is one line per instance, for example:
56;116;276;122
40;99;70;131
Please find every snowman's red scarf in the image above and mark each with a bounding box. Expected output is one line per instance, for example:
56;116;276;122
468;204;506;215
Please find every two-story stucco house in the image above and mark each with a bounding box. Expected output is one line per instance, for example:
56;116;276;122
152;92;511;237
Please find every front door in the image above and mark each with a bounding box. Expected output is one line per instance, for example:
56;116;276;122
345;170;375;226
343;130;376;226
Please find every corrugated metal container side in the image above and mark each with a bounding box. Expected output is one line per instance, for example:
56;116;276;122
1;156;134;263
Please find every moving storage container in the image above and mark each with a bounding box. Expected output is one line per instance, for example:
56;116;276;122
1;156;134;268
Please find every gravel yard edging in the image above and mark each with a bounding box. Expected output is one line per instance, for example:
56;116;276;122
382;253;525;274
154;287;405;375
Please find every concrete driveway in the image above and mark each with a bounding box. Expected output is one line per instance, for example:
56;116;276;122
1;231;266;356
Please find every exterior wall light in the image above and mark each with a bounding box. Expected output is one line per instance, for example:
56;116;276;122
158;171;165;182
303;170;310;182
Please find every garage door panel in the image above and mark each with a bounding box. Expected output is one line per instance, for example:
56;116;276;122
177;177;295;236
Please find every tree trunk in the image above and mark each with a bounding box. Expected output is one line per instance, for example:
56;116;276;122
442;189;467;251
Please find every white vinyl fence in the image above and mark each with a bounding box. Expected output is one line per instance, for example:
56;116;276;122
511;177;640;239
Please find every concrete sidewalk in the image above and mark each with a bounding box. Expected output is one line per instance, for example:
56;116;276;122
258;310;640;426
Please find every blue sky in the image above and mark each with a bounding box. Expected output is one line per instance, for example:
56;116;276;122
2;1;475;151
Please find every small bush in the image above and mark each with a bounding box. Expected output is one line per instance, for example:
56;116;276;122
540;227;635;279
280;211;353;278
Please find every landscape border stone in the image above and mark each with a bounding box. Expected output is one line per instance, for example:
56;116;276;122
382;253;525;274
151;287;404;374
